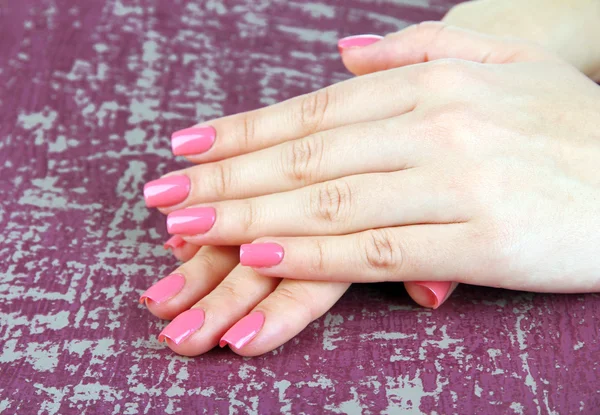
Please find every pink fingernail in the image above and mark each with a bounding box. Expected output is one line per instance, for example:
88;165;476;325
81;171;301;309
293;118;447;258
219;312;265;349
240;243;284;268
164;235;185;250
143;175;190;208
412;281;454;309
139;273;186;305
338;34;383;52
158;308;205;345
171;126;216;156
167;207;216;235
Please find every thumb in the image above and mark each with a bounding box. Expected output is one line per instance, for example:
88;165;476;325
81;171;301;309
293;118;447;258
338;21;551;76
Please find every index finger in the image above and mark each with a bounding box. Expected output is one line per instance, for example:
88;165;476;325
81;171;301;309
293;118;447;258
172;65;422;163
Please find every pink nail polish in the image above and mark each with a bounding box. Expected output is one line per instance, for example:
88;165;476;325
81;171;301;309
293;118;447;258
171;126;216;156
338;34;383;52
240;243;284;268
158;308;205;345
143;175;190;208
219;312;265;349
139;273;186;305
164;235;185;250
412;281;454;309
167;207;216;235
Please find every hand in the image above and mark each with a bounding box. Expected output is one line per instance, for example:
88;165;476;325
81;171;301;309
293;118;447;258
337;21;557;306
144;24;518;358
237;57;600;291
148;23;555;311
142;24;532;358
140;245;350;357
144;28;600;293
141;24;599;357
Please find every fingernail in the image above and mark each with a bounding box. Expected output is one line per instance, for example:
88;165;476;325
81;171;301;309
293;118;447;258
412;281;454;309
144;175;190;208
139;273;186;305
171;126;216;156
219;311;265;349
166;207;216;235
158;308;205;345
338;34;383;52
164;235;185;250
240;243;284;268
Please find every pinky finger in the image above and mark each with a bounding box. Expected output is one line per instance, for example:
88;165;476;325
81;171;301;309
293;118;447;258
240;223;473;284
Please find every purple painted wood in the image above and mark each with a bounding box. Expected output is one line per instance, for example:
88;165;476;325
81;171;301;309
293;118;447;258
0;0;598;413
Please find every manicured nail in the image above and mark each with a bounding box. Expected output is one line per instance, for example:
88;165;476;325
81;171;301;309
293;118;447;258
167;207;216;235
240;243;284;268
171;126;216;156
412;281;454;309
338;34;383;52
139;273;186;305
164;235;185;250
158;308;205;345
219;312;265;349
143;175;190;208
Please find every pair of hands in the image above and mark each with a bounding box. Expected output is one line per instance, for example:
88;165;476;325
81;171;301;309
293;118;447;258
139;15;600;356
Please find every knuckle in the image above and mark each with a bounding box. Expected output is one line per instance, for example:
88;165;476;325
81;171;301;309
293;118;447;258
240;112;256;149
269;285;314;323
210;161;233;198
422;103;474;151
467;222;515;272
299;87;331;133
283;135;324;184
311;239;327;274
310;180;353;224
188;251;216;274
215;280;245;306
240;199;259;234
361;229;402;271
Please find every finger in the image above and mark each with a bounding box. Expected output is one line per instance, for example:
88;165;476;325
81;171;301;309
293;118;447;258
339;21;553;76
163;235;201;262
240;224;474;283
157;264;280;356
219;280;350;357
139;245;239;320
164;63;424;165
162;113;434;209
166;169;468;246
404;281;459;309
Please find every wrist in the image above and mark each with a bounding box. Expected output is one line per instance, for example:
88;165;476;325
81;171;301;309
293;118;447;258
443;0;600;80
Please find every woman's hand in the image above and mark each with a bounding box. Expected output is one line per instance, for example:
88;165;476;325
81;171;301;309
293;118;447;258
140;244;351;357
141;23;600;356
236;60;600;292
145;31;600;292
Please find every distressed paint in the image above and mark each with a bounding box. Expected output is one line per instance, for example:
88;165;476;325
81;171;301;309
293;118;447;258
0;0;599;414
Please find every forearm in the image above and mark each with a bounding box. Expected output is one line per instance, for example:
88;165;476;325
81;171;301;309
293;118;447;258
444;0;600;79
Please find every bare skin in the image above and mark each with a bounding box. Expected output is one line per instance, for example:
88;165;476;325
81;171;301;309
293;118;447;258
142;1;600;356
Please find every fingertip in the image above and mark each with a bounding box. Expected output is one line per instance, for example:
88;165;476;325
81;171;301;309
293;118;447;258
164;235;185;251
239;243;284;268
405;281;456;309
337;34;385;76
